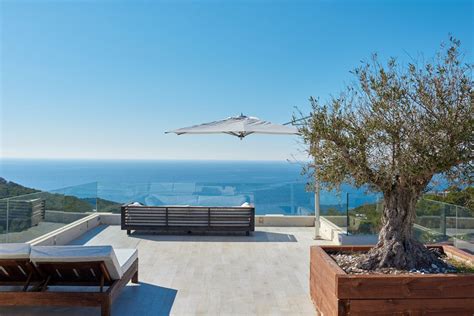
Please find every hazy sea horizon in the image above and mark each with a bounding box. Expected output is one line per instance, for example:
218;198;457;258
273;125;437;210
1;158;310;189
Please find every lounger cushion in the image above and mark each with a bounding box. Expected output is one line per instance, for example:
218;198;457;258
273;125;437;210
0;243;31;259
30;246;123;280
115;248;138;276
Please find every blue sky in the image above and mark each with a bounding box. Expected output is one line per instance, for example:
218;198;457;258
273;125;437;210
1;0;472;161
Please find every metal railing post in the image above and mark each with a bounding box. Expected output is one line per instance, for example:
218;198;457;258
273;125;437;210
441;204;447;236
346;193;349;236
290;183;295;215
6;198;9;243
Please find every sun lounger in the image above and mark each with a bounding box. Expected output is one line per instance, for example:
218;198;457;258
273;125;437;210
121;203;255;235
0;243;40;291
0;245;139;316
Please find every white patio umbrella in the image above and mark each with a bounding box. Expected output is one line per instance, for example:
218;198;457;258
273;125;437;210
166;114;299;139
166;114;321;239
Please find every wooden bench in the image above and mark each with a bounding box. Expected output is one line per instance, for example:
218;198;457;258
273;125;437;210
121;204;255;235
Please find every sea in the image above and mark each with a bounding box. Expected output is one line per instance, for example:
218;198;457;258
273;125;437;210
1;159;387;215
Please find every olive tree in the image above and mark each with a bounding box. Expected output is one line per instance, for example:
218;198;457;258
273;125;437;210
299;38;473;270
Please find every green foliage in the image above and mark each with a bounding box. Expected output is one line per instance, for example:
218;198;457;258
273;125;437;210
35;193;94;213
97;198;122;213
348;203;382;234
416;199;445;216
0;178;38;199
0;177;120;213
424;186;474;212
299;38;473;195
298;38;472;256
325;207;341;216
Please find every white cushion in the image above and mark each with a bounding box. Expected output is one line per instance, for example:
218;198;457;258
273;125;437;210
0;243;31;259
30;246;123;280
240;202;253;208
115;248;138;276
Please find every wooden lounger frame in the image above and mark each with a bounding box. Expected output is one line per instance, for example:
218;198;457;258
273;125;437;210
121;205;256;235
0;259;41;291
0;258;139;316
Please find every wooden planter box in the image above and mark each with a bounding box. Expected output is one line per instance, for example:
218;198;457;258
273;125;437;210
310;245;474;315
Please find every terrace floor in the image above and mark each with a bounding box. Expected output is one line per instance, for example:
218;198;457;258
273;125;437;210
4;225;336;316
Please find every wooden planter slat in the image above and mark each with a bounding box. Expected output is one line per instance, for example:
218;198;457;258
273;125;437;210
310;245;474;315
337;274;474;299
348;298;474;314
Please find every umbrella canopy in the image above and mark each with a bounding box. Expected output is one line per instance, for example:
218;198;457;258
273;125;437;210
166;114;299;139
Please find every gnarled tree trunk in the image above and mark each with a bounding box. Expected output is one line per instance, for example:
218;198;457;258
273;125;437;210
359;186;446;271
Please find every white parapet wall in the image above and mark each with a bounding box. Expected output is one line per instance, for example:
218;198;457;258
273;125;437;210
29;213;101;246
98;213;122;225
319;216;345;243
255;215;315;227
319;216;378;245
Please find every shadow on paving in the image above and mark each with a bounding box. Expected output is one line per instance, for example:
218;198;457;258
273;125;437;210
68;225;109;245
129;230;298;242
113;282;178;316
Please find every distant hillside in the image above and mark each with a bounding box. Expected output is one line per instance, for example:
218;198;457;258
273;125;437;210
0;177;39;199
425;186;474;212
0;177;121;213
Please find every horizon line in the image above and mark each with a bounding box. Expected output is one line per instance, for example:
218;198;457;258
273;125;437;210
0;157;310;163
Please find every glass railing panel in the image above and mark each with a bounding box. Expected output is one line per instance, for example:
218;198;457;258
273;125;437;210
46;182;97;224
450;203;474;251
98;181;257;213
0;198;8;243
342;195;469;243
0;182;98;243
96;182;405;221
2;179;471;246
319;190;347;229
49;182;98;213
97;181;320;215
253;182;305;215
4;191;65;243
97;182;149;211
414;199;447;242
346;193;383;235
